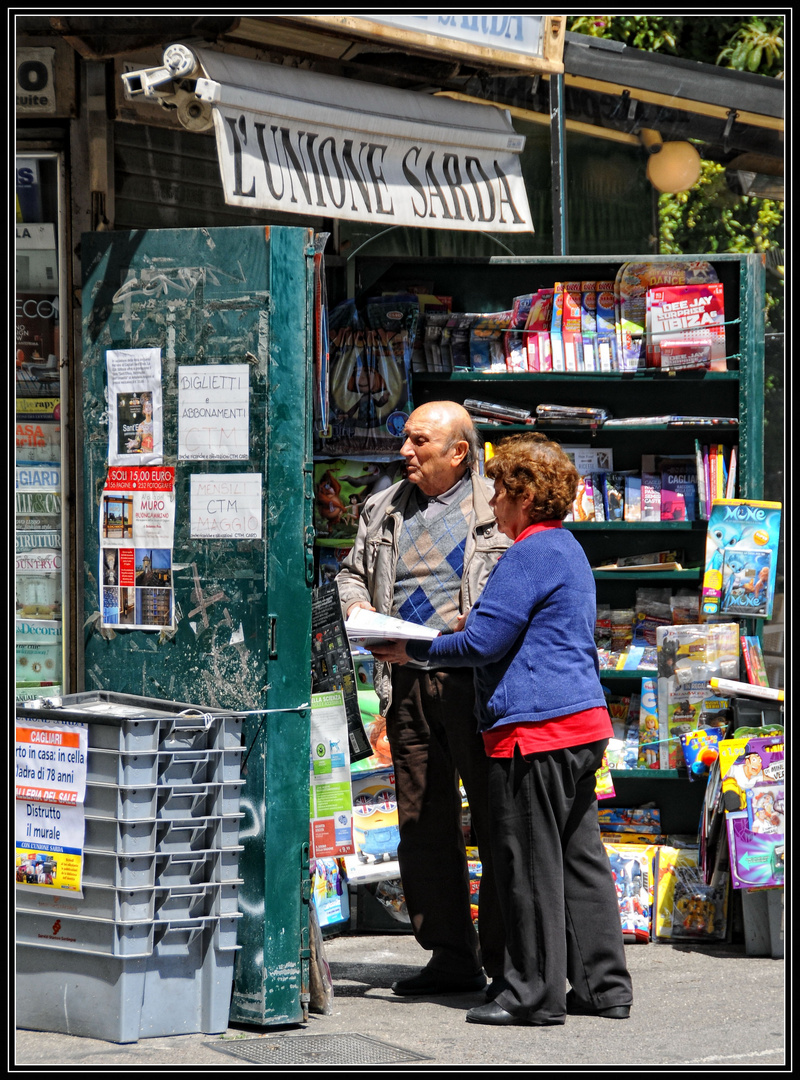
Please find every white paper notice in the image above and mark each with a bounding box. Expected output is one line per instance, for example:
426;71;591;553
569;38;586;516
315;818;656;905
190;474;263;539
178;364;250;461
106;348;163;466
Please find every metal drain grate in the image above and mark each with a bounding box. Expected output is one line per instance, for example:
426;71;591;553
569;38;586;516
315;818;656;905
210;1031;431;1065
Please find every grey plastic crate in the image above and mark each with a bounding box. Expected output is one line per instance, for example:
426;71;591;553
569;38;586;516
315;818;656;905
87;747;244;788
16;882;157;923
152;913;241;954
81;852;156;889
81;846;244;890
157;781;243;820
16;691;244;754
83;780;243;823
84;713;244;754
16;909;155;956
84;783;159;822
154;881;241;921
154;847;243;887
84;816;159;856
154;814;244;854
16;923;238;1042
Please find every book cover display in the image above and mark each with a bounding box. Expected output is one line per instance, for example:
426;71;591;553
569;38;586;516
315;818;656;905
701;499;782;619
314;459;404;543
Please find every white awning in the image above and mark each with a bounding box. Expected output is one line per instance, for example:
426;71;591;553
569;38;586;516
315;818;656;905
122;46;534;233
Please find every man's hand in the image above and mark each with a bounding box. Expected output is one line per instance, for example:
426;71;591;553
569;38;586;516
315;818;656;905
346;601;376;616
369;641;412;665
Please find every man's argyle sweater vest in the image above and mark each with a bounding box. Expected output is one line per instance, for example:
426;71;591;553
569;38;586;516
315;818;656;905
393;484;472;633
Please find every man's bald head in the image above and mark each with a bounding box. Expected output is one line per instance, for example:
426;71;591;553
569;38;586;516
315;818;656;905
400;401;479;496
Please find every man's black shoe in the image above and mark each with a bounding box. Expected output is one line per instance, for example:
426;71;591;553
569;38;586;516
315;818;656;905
566;991;631;1019
391;969;487;996
466;1001;564;1026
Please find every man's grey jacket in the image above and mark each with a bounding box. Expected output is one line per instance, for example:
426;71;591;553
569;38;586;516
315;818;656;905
336;470;511;715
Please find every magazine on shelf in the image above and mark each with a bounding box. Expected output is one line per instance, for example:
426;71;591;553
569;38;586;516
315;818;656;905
647;282;726;371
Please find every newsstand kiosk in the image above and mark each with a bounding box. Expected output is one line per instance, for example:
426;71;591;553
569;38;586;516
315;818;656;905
77;225;315;1028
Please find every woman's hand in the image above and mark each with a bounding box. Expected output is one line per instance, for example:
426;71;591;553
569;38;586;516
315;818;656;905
369;640;412;665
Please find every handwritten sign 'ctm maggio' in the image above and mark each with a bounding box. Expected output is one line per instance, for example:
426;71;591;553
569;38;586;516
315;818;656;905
190;474;262;539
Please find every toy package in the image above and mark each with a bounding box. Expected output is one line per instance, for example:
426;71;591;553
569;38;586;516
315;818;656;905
561;281;583;372
719;733;784;814
580;281;599;371
701;499;782;619
680;727;722;781
670;863;729;941
350;768;399;864
656;623;738;769
311;857;350;928
597;807;661;835
470;311;513;372
594;281;618;371
637;678;660;769
652;846;700;939
523;289;554;371
506;294;536;371
726;811;784;889
719;733;784;888
604;842;659;942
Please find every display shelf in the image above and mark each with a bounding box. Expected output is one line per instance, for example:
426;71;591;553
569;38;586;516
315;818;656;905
593;570;701;582
609;769;680;780
600;669;658;681
340;251;766;829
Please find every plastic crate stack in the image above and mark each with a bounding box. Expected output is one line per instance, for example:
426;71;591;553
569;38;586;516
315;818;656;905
16;695;246;1044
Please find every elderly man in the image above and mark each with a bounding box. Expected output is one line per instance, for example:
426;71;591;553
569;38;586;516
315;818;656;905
337;400;510;996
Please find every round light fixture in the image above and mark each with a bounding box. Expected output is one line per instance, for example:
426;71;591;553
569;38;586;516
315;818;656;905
646;141;702;194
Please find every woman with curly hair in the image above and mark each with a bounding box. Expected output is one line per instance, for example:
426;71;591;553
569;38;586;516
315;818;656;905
372;432;632;1027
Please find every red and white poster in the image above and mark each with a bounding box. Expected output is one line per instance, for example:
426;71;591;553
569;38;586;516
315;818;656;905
99;466;176;630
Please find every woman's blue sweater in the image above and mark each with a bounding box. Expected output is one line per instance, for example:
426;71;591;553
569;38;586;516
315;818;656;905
405;526;607;734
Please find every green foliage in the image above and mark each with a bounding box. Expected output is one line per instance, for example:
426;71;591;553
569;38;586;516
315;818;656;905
657;162;784;332
566;14;784;328
566;16;784;75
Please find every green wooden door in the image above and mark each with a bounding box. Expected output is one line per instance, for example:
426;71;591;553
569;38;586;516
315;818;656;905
81;225;314;1025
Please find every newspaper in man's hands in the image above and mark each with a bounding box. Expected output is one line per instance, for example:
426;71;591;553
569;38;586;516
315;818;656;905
344;608;439;647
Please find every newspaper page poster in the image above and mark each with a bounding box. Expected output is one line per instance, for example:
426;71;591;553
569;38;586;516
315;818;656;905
99;465;176;630
15;719;89;897
309;690;354;858
178;363;250;460
107;347;163;466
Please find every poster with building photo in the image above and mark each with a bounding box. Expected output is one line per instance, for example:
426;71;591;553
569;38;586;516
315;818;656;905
106;347;163;465
99;466;176;630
